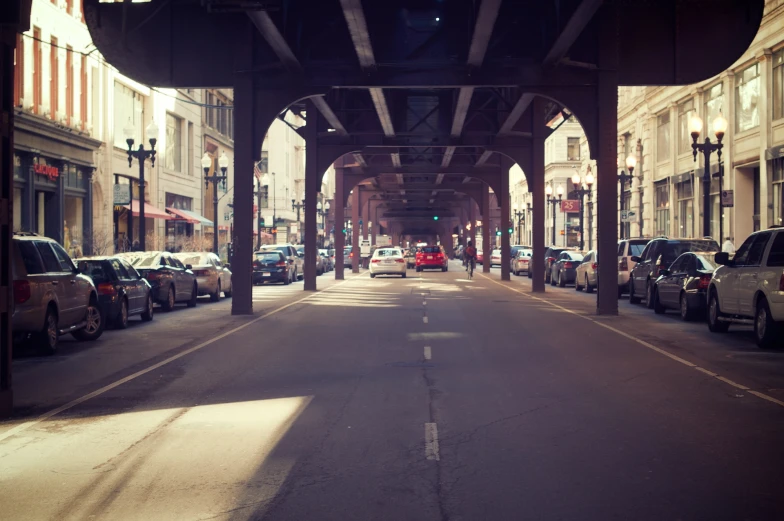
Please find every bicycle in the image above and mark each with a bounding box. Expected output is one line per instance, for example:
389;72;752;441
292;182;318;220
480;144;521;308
465;257;474;279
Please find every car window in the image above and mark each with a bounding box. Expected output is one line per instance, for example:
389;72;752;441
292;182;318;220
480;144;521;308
732;235;756;265
35;242;64;273
422;246;441;253
695;254;718;271
669;256;687;273
375;249;401;257
746;232;771;266
176;254;206;266
50;242;76;272
638;244;652;262
17;241;45;274
120;259;140;279
767;233;784;267
130;253;161;267
568;253;584;261
83;261;111;283
629;243;646;257
111;259;131;280
169;256;185;269
212;254;222;267
617;242;625;256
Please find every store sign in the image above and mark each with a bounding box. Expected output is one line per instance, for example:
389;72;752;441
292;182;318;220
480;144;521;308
721;190;734;208
33;163;59;181
113;184;132;205
561;199;580;213
621;210;636;223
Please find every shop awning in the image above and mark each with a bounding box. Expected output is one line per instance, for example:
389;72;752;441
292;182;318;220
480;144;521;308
123;200;173;220
165;207;213;226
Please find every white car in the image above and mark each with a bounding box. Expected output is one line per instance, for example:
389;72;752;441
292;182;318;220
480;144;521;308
707;228;784;348
617;238;650;298
369;247;407;278
511;249;532;276
490;249;502;267
174;252;232;301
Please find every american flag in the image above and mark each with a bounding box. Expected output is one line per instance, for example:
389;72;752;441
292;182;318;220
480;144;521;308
254;161;263;180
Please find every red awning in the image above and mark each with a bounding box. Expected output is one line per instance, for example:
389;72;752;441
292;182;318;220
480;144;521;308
123;200;172;220
166;207;199;224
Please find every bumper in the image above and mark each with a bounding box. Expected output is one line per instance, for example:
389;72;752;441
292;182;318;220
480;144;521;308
417;262;446;270
253;270;287;283
618;271;631;288
514;262;530;272
684;289;708;312
196;276;219;295
12;305;46;334
151;283;169;303
98;296;122;322
370;263;406;275
560;269;577;282
766;290;784;321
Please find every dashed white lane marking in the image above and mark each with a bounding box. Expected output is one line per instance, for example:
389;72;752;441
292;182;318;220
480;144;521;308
425;423;440;461
0;273;368;443
424;346;432;360
478;272;784;409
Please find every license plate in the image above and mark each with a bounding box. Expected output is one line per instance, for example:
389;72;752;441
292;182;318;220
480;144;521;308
427;256;433;260
263;273;271;277
384;260;394;264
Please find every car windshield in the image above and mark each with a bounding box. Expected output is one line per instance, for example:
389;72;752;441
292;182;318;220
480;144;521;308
255;252;282;261
421;246;441;253
375;249;401;257
261;247;287;255
129;252;161;267
566;253;584;261
175;253;209;266
517;250;532;257
662;241;720;264
491;250;501;256
81;261;111;283
629;243;647;256
695;253;718;270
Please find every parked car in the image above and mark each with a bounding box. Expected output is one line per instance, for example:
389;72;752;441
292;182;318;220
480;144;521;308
12;232;105;353
174;252;232;301
531;247;572;282
550;251;585;287
344;246;355;268
629;238;720;308
454;245;465;261
416;245;448;272
476;250;484;265
123;251;198;310
77;256;154;328
490;249;502;267
404;248;417;269
319;249;334;271
253;250;289;284
298;246;324;275
259;244;303;281
370;247;407;278
652;252;718;320
575;250;598;293
511;248;533;276
707;228;784;347
618;238;651;298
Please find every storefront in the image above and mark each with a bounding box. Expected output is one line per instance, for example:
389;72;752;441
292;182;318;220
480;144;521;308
673;171;694;238
13;113;101;255
654;180;670;237
767;147;784;228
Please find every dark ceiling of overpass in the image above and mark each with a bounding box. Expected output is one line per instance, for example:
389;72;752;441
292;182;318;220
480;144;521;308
83;0;763;229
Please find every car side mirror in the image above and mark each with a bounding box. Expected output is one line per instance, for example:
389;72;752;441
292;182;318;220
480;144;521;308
186;264;193;270
224;263;230;270
630;256;641;263
714;252;731;266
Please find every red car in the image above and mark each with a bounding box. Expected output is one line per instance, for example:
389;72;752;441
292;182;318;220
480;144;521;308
416;245;448;272
476;250;484;265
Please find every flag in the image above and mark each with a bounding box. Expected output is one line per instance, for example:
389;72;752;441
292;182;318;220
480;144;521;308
254;161;263;181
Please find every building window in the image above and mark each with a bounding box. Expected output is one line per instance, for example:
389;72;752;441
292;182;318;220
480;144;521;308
655;181;670;236
676;177;694;238
80;55;87;130
165;113;182;171
33;27;41;114
736;62;760;133
65;46;73;126
710;175;722;240
774;49;784;121
14;33;23;108
50;36;58;120
771;159;784;227
567;137;580;161
113;82;144;148
677;99;695;155
657;112;670;162
704;82;724;134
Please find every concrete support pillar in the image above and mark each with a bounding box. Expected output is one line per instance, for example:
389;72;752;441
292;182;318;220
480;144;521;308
303;99;319;291
596;11;620;315
531;98;547;293
500;165;511;281
482;183;491;273
352;188;360;273
334;166;345;280
469;200;477;249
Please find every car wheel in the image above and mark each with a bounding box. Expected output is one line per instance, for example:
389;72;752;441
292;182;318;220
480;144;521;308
187;283;198;307
402;272;407;278
645;280;655;309
416;266;422;272
210;281;221;302
37;306;59;355
283;273;290;285
617;285;623;299
679;292;695;321
707;291;730;333
370;273;376;278
223;282;232;298
163;285;176;311
116;298;129;329
586;275;594;294
629;280;641;304
550;271;556;286
141;293;154;322
442;266;447;272
72;299;104;341
558;271;566;288
527;271;532;279
653;288;666;314
754;298;781;349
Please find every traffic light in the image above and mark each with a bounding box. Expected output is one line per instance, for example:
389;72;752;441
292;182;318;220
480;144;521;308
508;227;513;235
495;229;502;237
433;216;439;221
260;217;265;228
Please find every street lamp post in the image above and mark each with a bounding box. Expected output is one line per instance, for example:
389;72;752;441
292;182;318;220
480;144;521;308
317;200;330;248
526;202;532;245
123;119;159;251
512;204;525;245
545;184;564;245
689;111;728;239
292;195;305;243
571;169;595;250
261;171;277;237
618;154;636;240
202;151;229;255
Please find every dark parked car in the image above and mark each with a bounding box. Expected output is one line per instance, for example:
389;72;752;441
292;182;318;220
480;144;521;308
253;250;289;284
77;256;154;328
344;246;356;268
530;247;573;282
652;252;718;320
628;238;720;308
257;244;303;282
122;251;198;311
550;251;585;287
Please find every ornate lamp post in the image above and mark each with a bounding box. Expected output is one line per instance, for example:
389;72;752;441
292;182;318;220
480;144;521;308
512;203;525;245
545;184;564;245
571;169;595;250
317;200;330;248
123;119;159;251
261;171;277;236
291;193;305;243
202;151;229;255
689;111;728;239
618;154;636;240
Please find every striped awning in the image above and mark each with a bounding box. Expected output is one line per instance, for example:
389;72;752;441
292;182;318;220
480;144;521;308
123;200;172;220
166;207;213;226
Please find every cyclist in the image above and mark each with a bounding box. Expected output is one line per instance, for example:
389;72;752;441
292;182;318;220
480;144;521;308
463;240;477;277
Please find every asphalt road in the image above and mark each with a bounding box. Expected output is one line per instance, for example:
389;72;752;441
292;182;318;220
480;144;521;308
1;261;783;520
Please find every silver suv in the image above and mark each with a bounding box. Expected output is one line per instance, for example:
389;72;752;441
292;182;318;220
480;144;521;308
12;232;104;353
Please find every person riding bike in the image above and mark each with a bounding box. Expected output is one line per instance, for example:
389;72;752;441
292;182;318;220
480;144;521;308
463;241;477;275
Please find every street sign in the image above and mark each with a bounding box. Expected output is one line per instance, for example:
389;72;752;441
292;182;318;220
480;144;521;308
721;190;734;208
561;199;580;213
621;210;636;223
113;184;131;205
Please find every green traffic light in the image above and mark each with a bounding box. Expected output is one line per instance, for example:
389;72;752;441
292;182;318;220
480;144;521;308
496;230;501;236
433;216;439;221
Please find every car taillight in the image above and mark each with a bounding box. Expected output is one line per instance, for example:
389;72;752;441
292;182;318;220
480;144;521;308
698;275;712;290
350;252;354;258
13;280;30;304
547;257;555;264
146;271;160;280
592;263;598;270
97;282;117;296
564;262;573;269
436;253;443;259
371;259;380;263
276;261;286;268
395;258;405;263
253;261;261;269
619;257;628;271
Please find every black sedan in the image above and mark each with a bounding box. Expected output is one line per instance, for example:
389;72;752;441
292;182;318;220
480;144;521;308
550;251;585;287
253;251;289;284
121;251;198;310
652;252;718;320
77;256;154;328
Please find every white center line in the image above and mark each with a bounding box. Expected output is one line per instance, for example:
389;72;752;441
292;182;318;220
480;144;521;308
425;422;440;461
424;346;432;360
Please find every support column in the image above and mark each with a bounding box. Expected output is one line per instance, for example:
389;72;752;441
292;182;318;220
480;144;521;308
334;165;345;279
303;99;319;291
500;165;511;281
469;200;477;249
531;98;546;293
352;188;360;273
596;9;620;315
482;183;491;273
